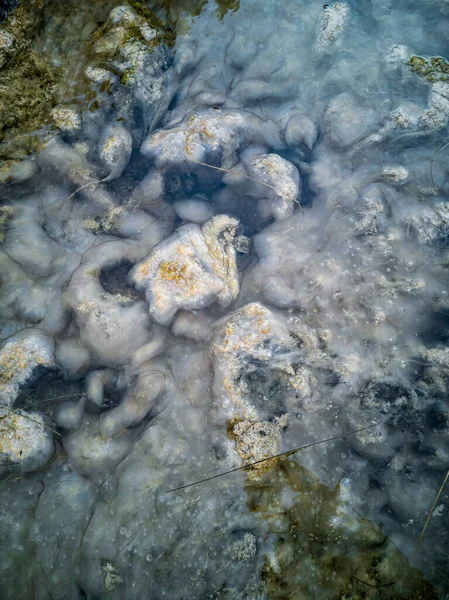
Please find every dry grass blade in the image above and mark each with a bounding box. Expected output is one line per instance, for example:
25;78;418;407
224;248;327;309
165;420;387;493
21;393;85;408
64;176;108;201
392;468;449;599
409;469;449;569
190;157;279;193
189;157;303;209
0;407;60;436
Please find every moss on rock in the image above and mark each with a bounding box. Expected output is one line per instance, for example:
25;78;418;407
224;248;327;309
0;0;171;160
0;0;240;161
147;0;239;23
409;54;449;84
0;205;15;243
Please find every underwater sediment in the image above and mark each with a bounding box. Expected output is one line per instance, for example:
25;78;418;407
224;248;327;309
1;0;449;598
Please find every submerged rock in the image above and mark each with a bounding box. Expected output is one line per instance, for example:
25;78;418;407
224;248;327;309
173;197;214;223
98;123;133;181
0;329;54;406
241;151;301;220
284;114;318;150
210;303;314;427
100;367;166;437
131;215;240;325
0;159;38;184
67;241;158;367
141;109;256;166
318;2;349;48
63;415;132;478
230;413;289;477
325;93;377;148
0;407;54;473
54;396;86;430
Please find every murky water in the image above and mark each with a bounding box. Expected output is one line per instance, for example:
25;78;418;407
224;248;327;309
1;0;449;598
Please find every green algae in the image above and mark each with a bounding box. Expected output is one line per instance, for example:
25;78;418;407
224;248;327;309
148;0;239;22
0;0;242;162
0;0;169;160
0;0;114;159
215;0;240;20
409;55;449;84
244;460;437;600
0;0;53;159
129;0;174;44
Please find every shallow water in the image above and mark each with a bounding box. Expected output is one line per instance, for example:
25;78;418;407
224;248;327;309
1;0;449;598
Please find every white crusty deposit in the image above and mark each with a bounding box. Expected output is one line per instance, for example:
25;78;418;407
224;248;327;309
131;215;240;325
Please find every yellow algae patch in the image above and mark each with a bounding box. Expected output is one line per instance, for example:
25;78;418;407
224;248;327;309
134;261;151;280
160;260;191;286
0;410;39;461
0;341;45;383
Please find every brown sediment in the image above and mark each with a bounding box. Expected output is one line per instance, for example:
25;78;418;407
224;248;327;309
247;460;438;600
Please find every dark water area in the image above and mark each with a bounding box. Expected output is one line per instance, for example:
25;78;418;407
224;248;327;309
1;0;449;598
0;0;17;23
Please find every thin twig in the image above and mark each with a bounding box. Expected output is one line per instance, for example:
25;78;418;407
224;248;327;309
410;469;449;570
165;420;387;493
393;469;449;599
20;393;85;408
64;176;108;202
352;575;393;589
189;157;302;208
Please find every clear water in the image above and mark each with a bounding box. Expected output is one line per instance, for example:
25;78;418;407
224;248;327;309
1;0;449;598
